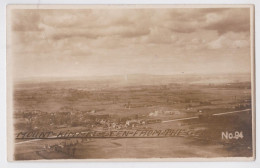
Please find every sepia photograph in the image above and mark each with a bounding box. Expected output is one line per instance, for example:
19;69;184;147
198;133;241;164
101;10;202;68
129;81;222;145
6;5;255;161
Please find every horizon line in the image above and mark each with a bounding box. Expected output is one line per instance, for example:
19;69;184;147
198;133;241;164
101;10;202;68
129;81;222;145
14;72;251;82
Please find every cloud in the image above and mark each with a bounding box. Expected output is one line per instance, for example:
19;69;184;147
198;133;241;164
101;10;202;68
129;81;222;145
10;8;252;78
158;9;228;34
38;10;151;40
11;8;251;52
158;8;250;35
207;32;250;49
203;8;250;34
12;10;43;31
142;27;174;44
11;8;251;40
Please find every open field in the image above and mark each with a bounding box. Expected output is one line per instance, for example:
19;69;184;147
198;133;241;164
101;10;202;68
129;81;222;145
13;74;253;160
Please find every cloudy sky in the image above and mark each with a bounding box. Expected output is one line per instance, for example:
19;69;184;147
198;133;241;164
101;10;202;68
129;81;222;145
10;7;252;79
